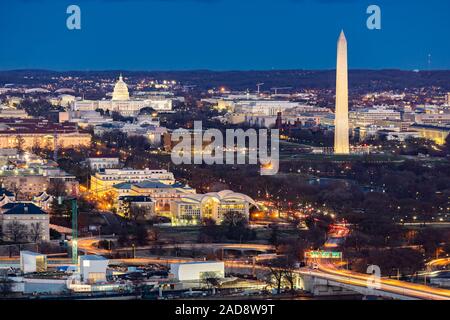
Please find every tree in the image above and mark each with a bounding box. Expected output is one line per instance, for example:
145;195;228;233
445;134;450;155
148;227;160;242
283;267;297;293
353;248;424;278
222;211;247;228
31;139;42;155
50;198;71;218
18;99;55;117
134;224;149;246
7;182;21;201
29;222;42;243
47;179;67;198
265;264;284;294
15;135;25;156
269;225;279;247
264;257;298;294
98;239;112;250
129;204;148;222
5;221;28;243
198;218;223;243
117;228;129;247
201;272;221;292
221;211;255;241
416;229;445;258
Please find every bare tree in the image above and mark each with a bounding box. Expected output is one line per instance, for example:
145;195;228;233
29;222;42;243
15;135;26;156
7;182;21;201
148;227;160;242
5;221;28;243
129;205;148;222
264;257;298;294
265;265;284;294
201;272;221;292
47;179;67;198
222;211;247;227
31;139;42;155
283;268;297;292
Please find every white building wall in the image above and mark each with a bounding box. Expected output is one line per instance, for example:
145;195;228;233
170;262;225;281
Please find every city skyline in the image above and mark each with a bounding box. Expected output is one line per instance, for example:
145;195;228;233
0;0;449;305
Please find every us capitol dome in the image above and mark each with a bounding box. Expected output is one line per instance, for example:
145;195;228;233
112;74;130;101
73;74;173;116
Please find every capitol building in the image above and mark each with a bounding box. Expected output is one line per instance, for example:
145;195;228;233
73;75;172;116
112;75;130;101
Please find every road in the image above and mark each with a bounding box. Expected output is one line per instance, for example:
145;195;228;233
309;260;450;300
426;257;450;271
24;236;447;300
76;237;274;255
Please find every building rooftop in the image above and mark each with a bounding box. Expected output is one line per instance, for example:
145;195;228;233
0;118;88;134
118;195;153;202
87;155;120;159
134;181;172;189
0;188;14;197
80;255;108;261
113;182;133;190
2;202;47;215
20;251;46;257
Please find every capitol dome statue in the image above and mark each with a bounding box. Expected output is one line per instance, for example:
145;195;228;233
112;74;130;101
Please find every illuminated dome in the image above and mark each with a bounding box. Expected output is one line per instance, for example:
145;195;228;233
112;74;130;101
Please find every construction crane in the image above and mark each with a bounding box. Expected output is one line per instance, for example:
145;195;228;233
256;83;264;94
270;87;292;95
58;196;78;264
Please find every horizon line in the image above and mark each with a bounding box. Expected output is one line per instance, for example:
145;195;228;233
1;68;449;73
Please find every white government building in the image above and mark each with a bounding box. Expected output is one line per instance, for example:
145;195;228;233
90;168;176;196
170;190;257;225
73;75;173;116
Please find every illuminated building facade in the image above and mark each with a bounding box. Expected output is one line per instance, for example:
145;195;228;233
73;75;173;116
349;106;402;127
1;171;79;200
411;124;450;145
111;181;195;213
0;119;91;151
90;168;175;196
170;190;256;225
87;157;120;171
117;195;155;219
0;202;50;242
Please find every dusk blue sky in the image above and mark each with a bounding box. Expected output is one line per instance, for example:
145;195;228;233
0;0;449;71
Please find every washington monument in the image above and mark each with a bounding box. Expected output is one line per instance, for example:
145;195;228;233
334;30;350;154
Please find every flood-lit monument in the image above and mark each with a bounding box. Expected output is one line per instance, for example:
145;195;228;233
334;30;350;154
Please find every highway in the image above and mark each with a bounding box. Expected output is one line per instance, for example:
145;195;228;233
225;258;450;300
76;237;274;255
426;257;450;271
308;260;450;300
2;236;446;300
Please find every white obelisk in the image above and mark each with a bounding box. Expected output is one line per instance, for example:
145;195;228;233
334;30;350;154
